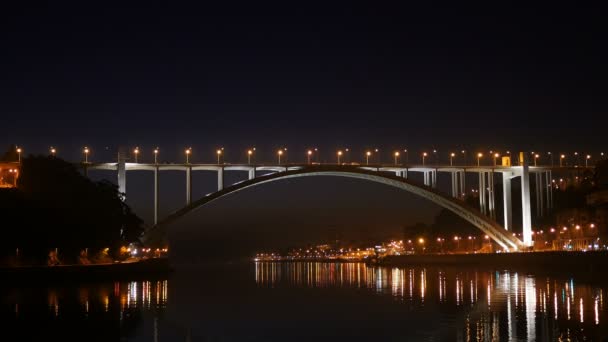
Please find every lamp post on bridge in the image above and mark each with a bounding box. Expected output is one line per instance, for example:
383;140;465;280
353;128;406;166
366;151;371;165
394;151;400;165
277;149;284;164
534;154;539;166
216;148;223;164
422;152;428;165
461;150;466;166
185;148;191;164
493;153;499;167
133;147;140;163
248;149;254;164
83;147;89;163
154;148;159;164
548;152;553;166
560;154;565;167
404;149;408;165
477;153;482;166
337;150;343;164
450;152;455;166
306;150;313;164
50;147;56;158
586;155;591;167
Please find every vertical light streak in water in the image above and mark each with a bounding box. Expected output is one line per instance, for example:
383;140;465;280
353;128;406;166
567;293;571;321
525;277;537;341
420;269;426;303
580;298;584;323
439;272;444;302
456;276;461;306
514;273;519;309
487;280;491;308
595;296;600;325
554;291;558;320
104;295;109;312
470;280;474;304
162;280;168;305
409;269;414;300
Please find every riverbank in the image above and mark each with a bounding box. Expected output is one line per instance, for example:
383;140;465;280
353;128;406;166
377;251;608;281
0;257;171;282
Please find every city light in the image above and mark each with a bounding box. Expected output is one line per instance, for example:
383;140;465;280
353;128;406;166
450;152;455;166
337;150;343;164
277;149;284;164
185;148;191;164
422;152;428;165
153;148;159;164
307;150;312;164
394;151;400;165
477;153;482;166
50;147;56;157
133;147;140;163
366;151;371;165
83;147;89;163
248;149;254;164
216;148;223;164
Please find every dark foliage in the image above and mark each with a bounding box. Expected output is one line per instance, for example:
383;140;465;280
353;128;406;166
0;154;143;263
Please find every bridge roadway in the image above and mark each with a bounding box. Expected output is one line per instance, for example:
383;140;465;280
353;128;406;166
84;160;592;249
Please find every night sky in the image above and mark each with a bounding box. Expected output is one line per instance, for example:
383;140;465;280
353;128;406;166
2;3;606;253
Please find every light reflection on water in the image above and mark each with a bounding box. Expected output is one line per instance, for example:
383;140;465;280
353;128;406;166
255;262;607;341
2;263;608;341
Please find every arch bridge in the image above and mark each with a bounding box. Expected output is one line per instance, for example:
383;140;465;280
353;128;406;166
81;150;586;250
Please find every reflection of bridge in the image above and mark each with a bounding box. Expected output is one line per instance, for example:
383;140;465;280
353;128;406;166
83;152;593;250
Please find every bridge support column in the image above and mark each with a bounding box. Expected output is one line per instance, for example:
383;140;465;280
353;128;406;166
479;172;487;215
521;163;533;247
423;172;430;186
535;172;544;217
117;149;127;201
186;167;192;205
154;166;159;225
217;167;224;191
502;173;512;231
488;171;496;219
460;170;465;198
546;171;552;210
451;172;457;197
432;170;437;188
248;168;256;180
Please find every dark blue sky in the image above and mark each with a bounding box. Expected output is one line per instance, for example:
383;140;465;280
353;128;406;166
2;3;606;248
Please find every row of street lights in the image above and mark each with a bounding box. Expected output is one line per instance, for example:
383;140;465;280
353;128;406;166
11;146;606;166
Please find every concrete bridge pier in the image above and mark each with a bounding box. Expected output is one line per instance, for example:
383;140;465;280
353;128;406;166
217;167;224;191
186;166;192;205
488;171;496;220
520;157;533;246
117;149;127;201
154;166;159;225
502;172;513;231
479;172;487;215
248;168;256;180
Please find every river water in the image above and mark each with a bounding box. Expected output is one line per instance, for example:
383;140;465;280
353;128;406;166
2;262;607;341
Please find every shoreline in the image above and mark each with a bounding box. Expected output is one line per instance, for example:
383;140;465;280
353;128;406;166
0;257;171;282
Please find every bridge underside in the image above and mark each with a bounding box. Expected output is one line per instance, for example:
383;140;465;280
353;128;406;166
143;166;523;251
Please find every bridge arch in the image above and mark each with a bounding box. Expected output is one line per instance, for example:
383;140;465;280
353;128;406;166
143;166;523;250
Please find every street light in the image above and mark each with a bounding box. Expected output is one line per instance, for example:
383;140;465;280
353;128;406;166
450;152;455;166
394;151;400;165
16;147;22;163
185;148;191;164
548;152;553;166
306;150;313;164
83;147;89;163
477;153;482;166
560;154;565;167
461;150;466;165
216;149;223;164
337;150;343;164
433;149;438;164
493;153;499;167
534;154;539;166
366;151;371;165
133;147;140;163
50;147;56;157
586;154;591;167
404;149;409;165
154;148;159;164
277;149;284;164
422;152;428;165
248;149;254;164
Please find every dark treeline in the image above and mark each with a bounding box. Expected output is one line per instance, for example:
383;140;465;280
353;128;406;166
0;146;143;265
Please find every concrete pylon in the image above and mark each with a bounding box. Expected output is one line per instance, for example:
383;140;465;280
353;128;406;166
502;173;512;231
519;152;533;247
117;148;127;201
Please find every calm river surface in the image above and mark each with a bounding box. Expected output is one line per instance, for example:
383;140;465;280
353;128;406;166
2;262;608;341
